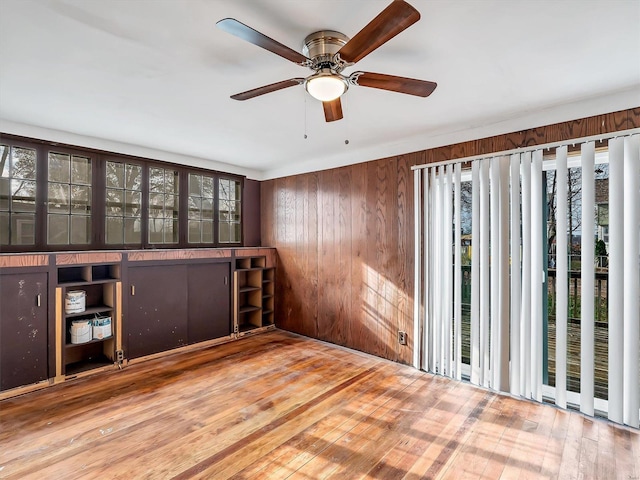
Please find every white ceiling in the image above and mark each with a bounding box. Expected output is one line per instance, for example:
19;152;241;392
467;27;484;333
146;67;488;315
1;0;639;180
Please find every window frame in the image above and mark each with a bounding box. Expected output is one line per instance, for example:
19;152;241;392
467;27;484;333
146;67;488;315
0;134;245;252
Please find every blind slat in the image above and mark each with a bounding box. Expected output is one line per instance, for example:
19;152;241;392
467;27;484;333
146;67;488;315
470;162;481;385
580;141;595;416
479;158;491;387
520;152;532;398
608;137;624;423
555;146;569;409
623;135;640;428
454;163;462;381
510;153;522;397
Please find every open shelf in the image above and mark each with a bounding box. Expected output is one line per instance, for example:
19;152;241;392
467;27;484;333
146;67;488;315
234;256;275;333
239;286;261;293
65;355;113;376
57;262;120;378
65;336;113;349
239;305;261;314
65;305;113;318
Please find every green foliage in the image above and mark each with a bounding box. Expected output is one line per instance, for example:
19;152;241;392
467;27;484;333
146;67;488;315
595;239;607;257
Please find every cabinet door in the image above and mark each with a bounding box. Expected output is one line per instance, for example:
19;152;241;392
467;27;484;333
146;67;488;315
0;273;48;391
126;265;188;359
188;263;231;344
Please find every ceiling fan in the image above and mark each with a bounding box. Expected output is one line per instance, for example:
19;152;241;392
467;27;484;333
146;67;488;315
216;0;437;122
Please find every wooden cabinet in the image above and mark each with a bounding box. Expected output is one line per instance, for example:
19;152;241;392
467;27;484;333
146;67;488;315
127;264;188;359
127;262;231;359
0;248;272;397
187;263;231;344
234;256;275;334
56;264;121;377
0;272;49;391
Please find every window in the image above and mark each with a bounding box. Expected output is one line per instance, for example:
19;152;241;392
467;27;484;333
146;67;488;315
105;161;142;244
218;178;241;244
47;152;92;245
0;145;37;245
188;173;215;243
0;134;246;251
148;167;179;244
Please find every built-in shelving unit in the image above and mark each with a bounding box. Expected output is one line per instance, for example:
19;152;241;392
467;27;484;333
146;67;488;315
57;264;121;376
234;256;275;335
1;247;275;399
262;267;275;326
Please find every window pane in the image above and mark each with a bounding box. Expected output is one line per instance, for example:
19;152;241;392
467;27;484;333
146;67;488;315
48;152;70;183
202;176;213;195
0;178;8;211
188;220;201;243
219;200;229;221
71;185;91;215
219;179;230;200
124;218;141;244
219;222;229;243
231;223;241;243
233;181;241;200
11;180;36;212
106;188;124;215
126;164;142;190
149;168;164;192
12;214;35;245
106;217;123;244
202;199;214;220
48;183;70;213
165;172;177;194
0;145;9;178
106;161;124;188
165;194;178;216
0;212;8;244
231;201;241;222
188;196;201;220
71;156;91;185
125;191;141;217
13;147;36;180
48;214;69;244
189;174;202;196
149;193;164;216
164;219;178;243
149;218;163;243
70;215;91;244
202;221;213;243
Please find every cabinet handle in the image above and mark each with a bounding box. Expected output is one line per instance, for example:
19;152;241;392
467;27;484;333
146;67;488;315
224;276;228;285
36;294;41;307
131;285;135;296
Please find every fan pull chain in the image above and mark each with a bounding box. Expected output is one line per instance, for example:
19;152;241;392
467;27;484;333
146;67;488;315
304;92;308;139
344;95;349;145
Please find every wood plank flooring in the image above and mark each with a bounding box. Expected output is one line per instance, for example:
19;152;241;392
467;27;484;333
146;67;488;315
1;330;638;479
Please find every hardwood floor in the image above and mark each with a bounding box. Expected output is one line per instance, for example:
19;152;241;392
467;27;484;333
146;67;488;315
1;330;638;479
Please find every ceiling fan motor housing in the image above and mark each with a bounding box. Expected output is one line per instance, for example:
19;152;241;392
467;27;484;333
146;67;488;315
302;30;350;71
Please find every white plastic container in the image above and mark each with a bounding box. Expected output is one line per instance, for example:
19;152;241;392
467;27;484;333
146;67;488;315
92;316;112;340
65;290;86;314
70;319;92;344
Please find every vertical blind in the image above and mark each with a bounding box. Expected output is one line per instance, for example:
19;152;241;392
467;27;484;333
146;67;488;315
413;132;639;428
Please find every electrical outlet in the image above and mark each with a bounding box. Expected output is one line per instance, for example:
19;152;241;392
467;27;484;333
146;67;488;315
116;350;124;362
398;331;407;345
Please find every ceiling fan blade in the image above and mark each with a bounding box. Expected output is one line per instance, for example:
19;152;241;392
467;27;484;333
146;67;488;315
217;18;310;66
230;78;304;101
337;1;420;64
354;72;437;97
323;98;343;122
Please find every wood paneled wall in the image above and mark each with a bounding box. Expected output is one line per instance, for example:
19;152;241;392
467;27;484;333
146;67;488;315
261;107;640;365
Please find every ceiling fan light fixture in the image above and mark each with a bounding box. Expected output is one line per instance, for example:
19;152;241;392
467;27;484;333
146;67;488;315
305;70;348;102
